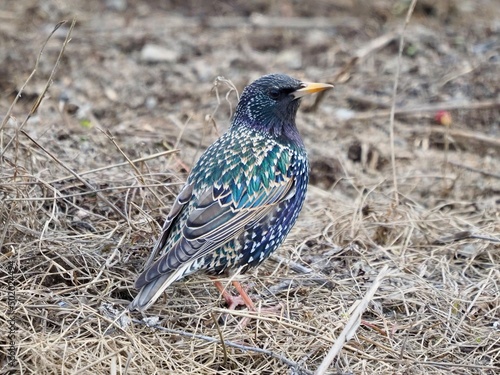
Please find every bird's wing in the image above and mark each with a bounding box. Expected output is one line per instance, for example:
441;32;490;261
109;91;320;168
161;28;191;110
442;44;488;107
140;182;194;271
134;175;295;289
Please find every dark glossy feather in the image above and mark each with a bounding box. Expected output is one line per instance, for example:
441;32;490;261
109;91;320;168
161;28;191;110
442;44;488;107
129;73;331;311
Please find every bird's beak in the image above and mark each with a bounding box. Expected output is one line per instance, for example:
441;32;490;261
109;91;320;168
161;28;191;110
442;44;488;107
292;82;334;99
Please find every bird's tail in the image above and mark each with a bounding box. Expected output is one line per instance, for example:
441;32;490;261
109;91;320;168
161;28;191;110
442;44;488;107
128;273;174;312
128;262;193;312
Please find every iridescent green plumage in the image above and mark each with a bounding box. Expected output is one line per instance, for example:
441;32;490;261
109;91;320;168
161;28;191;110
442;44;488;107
130;74;332;312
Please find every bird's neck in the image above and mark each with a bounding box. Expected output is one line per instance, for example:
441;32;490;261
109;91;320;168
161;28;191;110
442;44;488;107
231;113;304;149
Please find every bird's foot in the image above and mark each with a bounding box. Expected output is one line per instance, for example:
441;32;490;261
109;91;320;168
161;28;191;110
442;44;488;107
212;279;282;328
213;279;257;310
224;294;250;310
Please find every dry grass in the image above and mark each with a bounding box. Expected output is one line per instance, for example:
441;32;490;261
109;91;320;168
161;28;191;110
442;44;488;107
1;1;500;374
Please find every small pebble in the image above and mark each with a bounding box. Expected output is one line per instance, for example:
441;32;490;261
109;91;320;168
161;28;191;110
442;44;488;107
141;44;180;63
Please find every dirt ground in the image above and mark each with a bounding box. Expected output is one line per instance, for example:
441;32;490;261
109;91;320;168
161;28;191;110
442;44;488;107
1;0;499;374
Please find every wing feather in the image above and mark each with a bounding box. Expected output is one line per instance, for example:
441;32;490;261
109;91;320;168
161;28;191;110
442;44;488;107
139;182;194;277
130;148;297;312
135;177;294;288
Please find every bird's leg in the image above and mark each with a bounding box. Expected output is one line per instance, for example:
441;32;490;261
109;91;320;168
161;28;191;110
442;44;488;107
212;279;253;310
231;280;256;310
211;278;282;328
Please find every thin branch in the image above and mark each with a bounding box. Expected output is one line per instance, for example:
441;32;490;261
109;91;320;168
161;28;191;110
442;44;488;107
0;200;16;251
48;149;179;184
388;0;417;206
98;127;164;212
3;182;182;202
269;253;335;289
210;311;228;367
20;130;131;226
132;318;311;374
306;30;398;112
1;19;76;158
343;99;500;121
0;21;68;133
433;230;500;245
428;125;500;150
314;265;391;375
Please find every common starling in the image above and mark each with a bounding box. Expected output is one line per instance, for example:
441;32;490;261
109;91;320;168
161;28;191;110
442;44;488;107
129;73;333;312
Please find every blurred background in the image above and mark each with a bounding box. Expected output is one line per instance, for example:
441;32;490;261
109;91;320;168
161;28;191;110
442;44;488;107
0;0;498;188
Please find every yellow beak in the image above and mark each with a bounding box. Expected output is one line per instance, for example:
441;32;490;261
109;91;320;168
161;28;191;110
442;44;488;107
292;82;334;99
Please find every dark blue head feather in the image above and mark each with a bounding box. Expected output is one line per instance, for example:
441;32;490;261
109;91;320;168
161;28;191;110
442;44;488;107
231;74;305;144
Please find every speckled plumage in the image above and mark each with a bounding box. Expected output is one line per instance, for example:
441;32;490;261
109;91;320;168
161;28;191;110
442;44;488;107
130;74;332;312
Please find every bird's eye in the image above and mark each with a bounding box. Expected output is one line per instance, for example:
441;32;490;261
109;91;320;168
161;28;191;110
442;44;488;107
268;88;280;100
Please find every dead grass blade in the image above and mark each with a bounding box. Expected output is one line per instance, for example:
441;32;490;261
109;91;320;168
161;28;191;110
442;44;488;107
20;129;131;226
314;265;391;375
388;0;417;206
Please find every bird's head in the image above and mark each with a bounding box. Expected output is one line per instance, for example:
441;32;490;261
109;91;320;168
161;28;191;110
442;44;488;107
232;73;333;144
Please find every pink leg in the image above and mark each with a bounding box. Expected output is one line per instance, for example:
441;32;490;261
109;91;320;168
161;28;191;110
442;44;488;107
211;278;282;328
212;279;254;310
231;280;256;309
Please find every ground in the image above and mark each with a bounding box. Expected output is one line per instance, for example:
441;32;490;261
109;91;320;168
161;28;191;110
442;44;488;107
0;0;499;374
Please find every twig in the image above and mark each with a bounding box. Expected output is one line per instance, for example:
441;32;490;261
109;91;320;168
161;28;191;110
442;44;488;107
270;253;313;274
210;311;228;366
80;15;361;32
48;149;179;184
72;350;127;375
1;19;75;172
20;130;131;226
0;201;16;252
208;76;239;134
388;0;417;206
99;127;164;212
305;30;398;112
247;13;355;30
211;308;328;338
5;176;112;222
447;161;500;179
170;114;192;150
101;128;147;185
450;269;495;342
354;31;399;60
0;20;69;134
401;361;499;371
433;230;500;245
314;265;391;375
3;182;182;202
269;253;335;289
428;126;500;150
132;318;311;374
343;99;500;121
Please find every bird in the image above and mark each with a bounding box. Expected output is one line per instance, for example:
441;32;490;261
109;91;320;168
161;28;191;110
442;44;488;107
129;73;333;312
